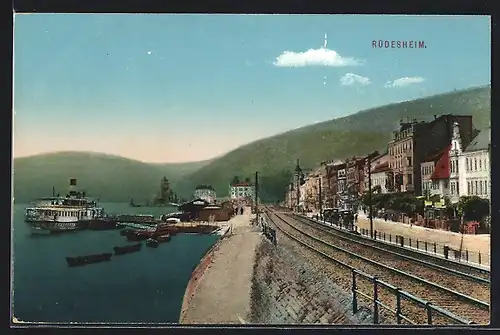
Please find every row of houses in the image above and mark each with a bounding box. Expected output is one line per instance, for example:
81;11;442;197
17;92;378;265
285;114;491;212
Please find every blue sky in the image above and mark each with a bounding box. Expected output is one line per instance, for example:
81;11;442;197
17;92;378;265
13;14;491;162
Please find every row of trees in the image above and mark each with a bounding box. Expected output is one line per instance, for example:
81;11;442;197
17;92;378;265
361;188;490;222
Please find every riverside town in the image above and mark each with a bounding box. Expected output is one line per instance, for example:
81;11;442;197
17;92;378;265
12;14;490;328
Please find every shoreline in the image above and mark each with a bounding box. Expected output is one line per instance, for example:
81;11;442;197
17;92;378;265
178;226;231;323
178;207;260;324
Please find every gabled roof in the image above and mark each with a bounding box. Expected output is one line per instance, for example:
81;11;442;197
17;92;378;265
430;145;451;179
424;144;451;163
464;128;490;152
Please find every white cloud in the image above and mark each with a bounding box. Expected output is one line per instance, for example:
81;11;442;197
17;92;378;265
340;73;371;86
274;48;361;67
385;76;425;88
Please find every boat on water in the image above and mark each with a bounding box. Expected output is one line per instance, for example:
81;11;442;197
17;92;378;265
113;243;142;255
87;217;121;230
25;179;105;232
125;223;177;241
66;253;112;267
114;214;158;225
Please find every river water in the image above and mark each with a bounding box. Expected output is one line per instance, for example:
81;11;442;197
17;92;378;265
11;203;219;324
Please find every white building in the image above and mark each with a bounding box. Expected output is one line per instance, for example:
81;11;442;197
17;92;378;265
459;127;490;200
229;183;255;200
419;122;491;204
365;153;391;194
193;186;217;204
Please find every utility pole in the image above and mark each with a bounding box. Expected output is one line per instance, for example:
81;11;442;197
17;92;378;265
366;151;379;239
318;177;323;217
295;159;302;213
255;171;259;224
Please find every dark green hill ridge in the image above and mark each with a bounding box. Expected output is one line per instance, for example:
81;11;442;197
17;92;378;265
178;85;490;202
13;151;211;203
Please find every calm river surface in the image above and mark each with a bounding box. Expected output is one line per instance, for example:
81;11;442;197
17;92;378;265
12;203;219;324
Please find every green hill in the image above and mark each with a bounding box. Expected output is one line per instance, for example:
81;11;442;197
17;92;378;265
13;151;211;203
178;85;491;202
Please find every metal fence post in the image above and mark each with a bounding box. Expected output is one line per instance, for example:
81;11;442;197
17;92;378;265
409;238;412;248
466;249;469;262
374;231;377;240
478;252;482;265
395;288;402;324
444;245;449;259
400;236;404;247
352;270;358;314
389;234;392;243
433;242;437;254
425;241;428;252
426;302;433;325
416;240;419;250
373;277;379;324
383;232;386;240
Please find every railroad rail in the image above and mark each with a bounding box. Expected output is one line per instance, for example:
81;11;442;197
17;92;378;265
297;213;490;279
265;209;489;325
289;214;490;289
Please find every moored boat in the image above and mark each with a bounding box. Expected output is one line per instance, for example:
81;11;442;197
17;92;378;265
113;243;142;255
156;234;171;242
25;179;105;232
65;253;112;267
87;217;120;230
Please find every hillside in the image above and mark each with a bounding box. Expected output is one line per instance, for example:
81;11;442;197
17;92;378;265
178;85;491;202
13;151;211;203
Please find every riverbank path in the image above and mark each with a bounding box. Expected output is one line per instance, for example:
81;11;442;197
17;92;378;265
180;207;261;324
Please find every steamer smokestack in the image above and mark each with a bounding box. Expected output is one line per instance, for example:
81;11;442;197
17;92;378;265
69;178;77;196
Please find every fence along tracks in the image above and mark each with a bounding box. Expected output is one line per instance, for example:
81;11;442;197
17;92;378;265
290;214;490;290
266;209;489;325
299;214;490;280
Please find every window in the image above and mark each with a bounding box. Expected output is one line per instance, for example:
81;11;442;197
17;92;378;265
444;180;449;189
475;181;478;195
407;157;412;167
479;181;483;195
485;181;488;195
456;183;459;195
450;182;455;195
479;159;482;170
474;159;477;171
407;174;413;185
433;180;439;190
467;181;471;195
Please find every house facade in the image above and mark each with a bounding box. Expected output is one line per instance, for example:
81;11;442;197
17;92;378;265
388;114;474;195
229;183;255;201
364;153;391;193
193;185;217;204
459;128;491;200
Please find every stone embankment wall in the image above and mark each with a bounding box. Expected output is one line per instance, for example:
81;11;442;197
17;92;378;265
249;238;373;325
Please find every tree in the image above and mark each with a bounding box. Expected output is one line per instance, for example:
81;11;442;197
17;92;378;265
457;196;490;222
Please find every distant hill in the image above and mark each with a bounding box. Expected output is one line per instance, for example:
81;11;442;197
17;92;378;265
177;85;491;202
13;151;211;203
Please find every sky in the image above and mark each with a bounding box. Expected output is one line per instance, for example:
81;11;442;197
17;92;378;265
13;14;491;163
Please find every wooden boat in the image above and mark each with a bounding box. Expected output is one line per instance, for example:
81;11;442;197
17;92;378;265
113;243;142;255
87;218;120;230
66;253;112;267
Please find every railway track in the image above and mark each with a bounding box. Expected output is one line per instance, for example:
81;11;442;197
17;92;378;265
266;209;489;325
295;213;490;280
288;214;491;298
